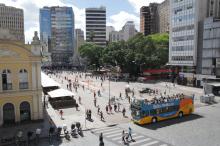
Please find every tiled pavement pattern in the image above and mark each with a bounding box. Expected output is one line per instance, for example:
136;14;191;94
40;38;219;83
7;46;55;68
91;126;173;146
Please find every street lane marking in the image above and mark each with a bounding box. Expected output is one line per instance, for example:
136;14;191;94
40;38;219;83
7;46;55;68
141;141;159;146
92;126;119;132
106;132;121;138
112;133;138;140
130;138;151;146
93;127;120;133
159;144;168;146
117;135;145;144
104;129;122;135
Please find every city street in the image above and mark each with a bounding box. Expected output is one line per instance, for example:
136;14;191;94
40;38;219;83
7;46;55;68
42;71;220;146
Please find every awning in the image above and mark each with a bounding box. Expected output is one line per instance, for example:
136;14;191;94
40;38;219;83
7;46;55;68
48;88;75;98
207;82;220;87
41;72;61;88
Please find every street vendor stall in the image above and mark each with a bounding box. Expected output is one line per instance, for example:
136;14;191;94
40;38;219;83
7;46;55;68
47;88;76;108
41;72;61;94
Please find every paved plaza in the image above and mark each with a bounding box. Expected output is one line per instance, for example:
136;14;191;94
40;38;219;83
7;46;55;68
1;70;220;146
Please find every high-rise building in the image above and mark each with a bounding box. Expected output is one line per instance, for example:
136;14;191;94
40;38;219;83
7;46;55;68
122;21;137;41
158;0;170;33
207;0;220;18
140;3;159;36
169;0;207;73
40;6;75;65
86;6;106;47
75;29;84;54
109;21;137;42
202;17;220;77
0;3;24;42
106;26;115;41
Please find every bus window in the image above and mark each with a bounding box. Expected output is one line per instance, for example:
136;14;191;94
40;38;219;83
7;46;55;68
150;109;157;115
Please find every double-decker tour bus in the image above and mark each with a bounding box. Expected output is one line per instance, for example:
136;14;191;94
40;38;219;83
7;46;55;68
131;94;194;124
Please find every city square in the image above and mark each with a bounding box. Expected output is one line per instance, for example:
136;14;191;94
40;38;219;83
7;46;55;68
1;0;220;146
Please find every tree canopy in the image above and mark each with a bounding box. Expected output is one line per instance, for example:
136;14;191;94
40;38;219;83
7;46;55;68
79;33;169;75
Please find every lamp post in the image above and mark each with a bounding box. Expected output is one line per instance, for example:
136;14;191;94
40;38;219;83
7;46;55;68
107;72;111;104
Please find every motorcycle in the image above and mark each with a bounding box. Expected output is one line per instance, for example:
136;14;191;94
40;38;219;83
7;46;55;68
76;122;84;137
71;124;78;138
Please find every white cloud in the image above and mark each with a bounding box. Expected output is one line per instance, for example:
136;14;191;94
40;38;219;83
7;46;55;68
1;0;85;43
128;0;164;13
107;11;139;31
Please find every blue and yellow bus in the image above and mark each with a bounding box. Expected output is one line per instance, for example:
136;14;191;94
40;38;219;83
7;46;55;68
131;95;194;124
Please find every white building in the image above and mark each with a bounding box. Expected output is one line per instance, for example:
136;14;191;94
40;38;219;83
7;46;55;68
109;21;137;42
106;26;115;41
169;0;207;72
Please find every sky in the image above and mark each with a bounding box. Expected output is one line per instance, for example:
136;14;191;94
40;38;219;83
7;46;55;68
1;0;164;43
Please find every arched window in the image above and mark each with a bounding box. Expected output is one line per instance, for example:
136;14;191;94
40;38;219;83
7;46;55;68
19;69;28;89
20;101;31;121
2;69;12;90
3;103;15;124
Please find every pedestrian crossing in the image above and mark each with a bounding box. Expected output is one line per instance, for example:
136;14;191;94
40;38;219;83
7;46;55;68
91;126;172;146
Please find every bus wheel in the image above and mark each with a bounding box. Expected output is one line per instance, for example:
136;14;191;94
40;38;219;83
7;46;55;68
152;117;157;123
178;111;183;118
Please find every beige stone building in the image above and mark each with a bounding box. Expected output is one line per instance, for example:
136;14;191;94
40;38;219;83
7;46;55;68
0;3;24;42
0;30;43;126
158;0;170;33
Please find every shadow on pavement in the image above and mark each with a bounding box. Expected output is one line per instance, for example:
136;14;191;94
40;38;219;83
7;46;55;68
139;114;203;130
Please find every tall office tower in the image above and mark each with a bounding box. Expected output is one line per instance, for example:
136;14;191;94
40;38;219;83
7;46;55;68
122;21;137;41
207;0;220;18
158;0;170;33
0;3;24;42
202;17;220;77
140;3;159;36
40;6;75;65
75;29;84;54
86;6;106;47
106;26;115;41
169;0;207;73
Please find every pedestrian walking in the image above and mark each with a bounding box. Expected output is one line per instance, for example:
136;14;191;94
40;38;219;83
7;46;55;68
119;92;122;99
94;98;97;107
109;104;112;113
114;104;117;112
122;108;126;117
100;111;104;121
76;103;79;111
78;96;81;104
118;102;120;112
122;130;126;143
128;127;133;141
105;105;108;114
97;105;100;114
99;133;104;146
59;110;63;119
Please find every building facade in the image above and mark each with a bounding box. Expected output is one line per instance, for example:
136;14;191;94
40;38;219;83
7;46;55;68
0;3;24;42
106;26;115;42
0;31;43;126
86;7;106;47
75;29;84;54
202;17;220;77
158;0;170;33
122;21;137;41
109;21;137;42
109;31;123;42
140;3;159;36
169;0;207;73
40;6;75;65
207;0;220;18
